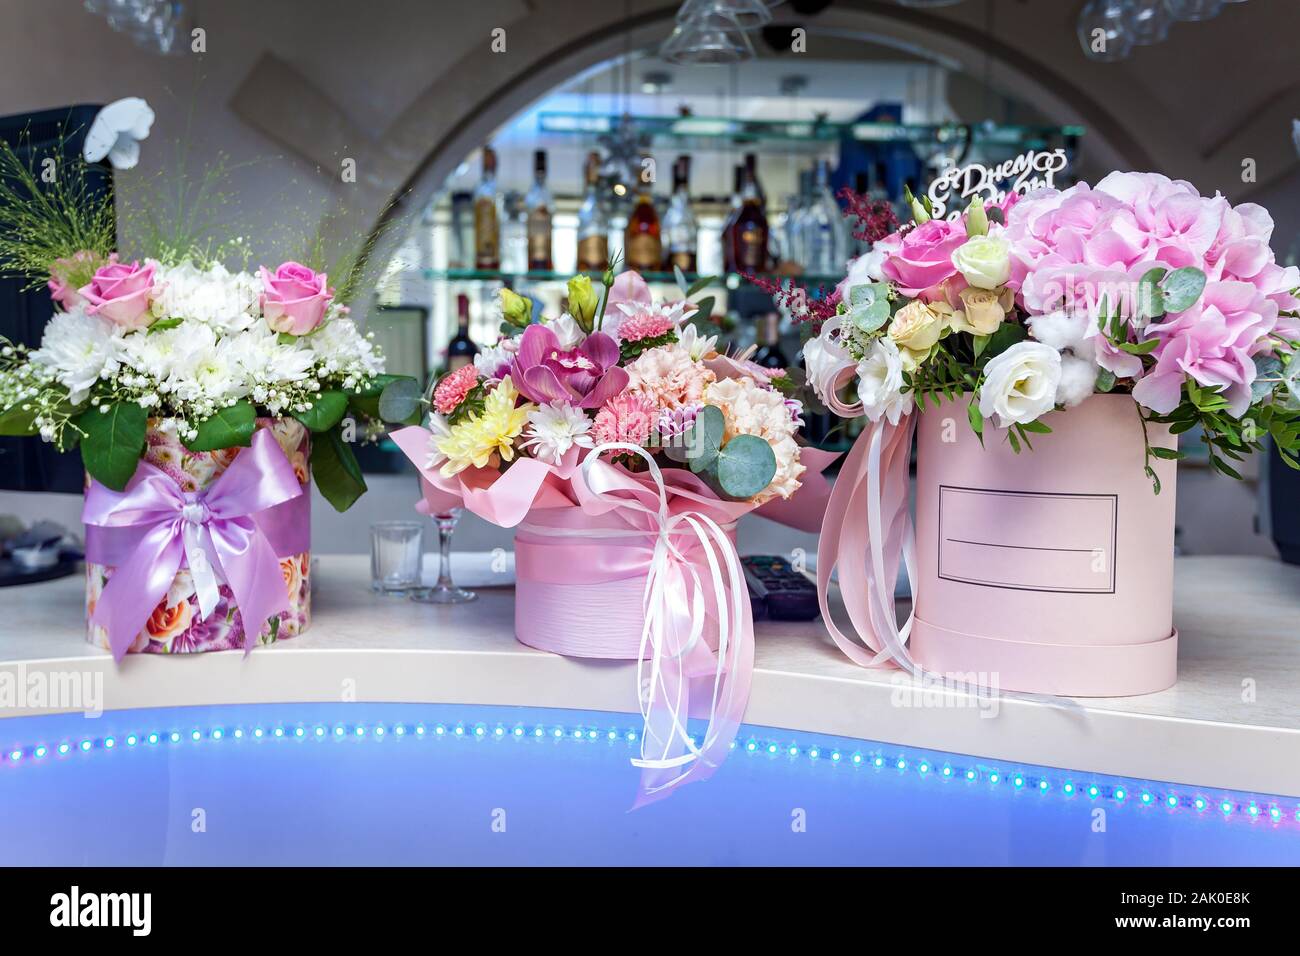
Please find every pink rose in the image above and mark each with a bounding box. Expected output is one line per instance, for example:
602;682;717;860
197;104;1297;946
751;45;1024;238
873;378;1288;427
880;218;967;300
78;258;156;329
260;261;333;335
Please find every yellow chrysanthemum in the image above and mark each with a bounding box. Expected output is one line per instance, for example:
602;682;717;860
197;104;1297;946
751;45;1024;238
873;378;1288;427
435;375;533;476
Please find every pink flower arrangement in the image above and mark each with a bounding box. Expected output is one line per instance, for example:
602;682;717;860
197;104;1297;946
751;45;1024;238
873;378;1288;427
433;363;479;414
259;261;333;335
79;258;157;329
509;323;628;409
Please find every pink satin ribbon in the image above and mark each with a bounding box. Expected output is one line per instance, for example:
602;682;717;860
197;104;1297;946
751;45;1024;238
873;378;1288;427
83;429;306;660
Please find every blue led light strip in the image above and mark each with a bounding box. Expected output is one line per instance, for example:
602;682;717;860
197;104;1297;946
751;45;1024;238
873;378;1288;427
4;719;1297;830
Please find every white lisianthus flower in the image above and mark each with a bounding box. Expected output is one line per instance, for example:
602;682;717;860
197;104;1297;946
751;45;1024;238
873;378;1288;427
978;340;1062;428
543;313;586;350
29;307;123;404
951;234;1012;290
519;401;594;465
855;336;913;425
677;322;719;362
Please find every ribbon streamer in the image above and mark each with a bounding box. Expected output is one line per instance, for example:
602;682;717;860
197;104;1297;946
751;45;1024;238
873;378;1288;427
572;443;754;806
83;429;305;660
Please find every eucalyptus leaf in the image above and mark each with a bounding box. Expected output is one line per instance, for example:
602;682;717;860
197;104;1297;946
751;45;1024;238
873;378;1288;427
1095;368;1117;393
1136;267;1167;321
311;427;367;512
377;376;424;424
1252;355;1282;402
1161;267;1206;313
715;434;776;500
184;401;256;452
291;391;349;432
692;295;715;323
685;404;725;473
78;401;147;491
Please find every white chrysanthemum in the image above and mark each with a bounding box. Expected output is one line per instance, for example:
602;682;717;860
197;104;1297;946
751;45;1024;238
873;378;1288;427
702;377;805;503
310;317;383;377
473;341;514;379
29;307;123;404
677;323;718;362
150;260;260;332
166;324;249;405
519;401;594;465
227;322;315;385
426;413;451;471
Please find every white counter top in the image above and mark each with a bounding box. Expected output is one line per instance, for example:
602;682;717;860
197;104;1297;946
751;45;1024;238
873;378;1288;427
1;554;1297;797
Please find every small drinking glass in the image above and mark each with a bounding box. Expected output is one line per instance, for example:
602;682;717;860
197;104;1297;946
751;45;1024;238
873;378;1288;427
410;509;476;604
370;521;424;594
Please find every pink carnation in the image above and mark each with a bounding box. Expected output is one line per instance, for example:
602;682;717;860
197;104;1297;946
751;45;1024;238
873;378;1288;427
433;364;479;414
616;312;674;343
591;392;655;448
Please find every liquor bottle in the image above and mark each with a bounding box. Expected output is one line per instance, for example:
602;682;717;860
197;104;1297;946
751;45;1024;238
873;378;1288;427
802;159;849;276
624;153;662;272
729;157;769;273
576;151;609;271
661;155;698;273
473;145;500;271
525;149;553;272
446;294;479;372
752;313;789;370
721;164;744;272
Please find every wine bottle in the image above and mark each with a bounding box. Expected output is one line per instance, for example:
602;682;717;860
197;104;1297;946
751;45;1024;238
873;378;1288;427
576;151;609;271
752;313;788;370
661;155;697;273
525;149;553;272
729;157;769;273
473;145;500;271
447;294;479;372
624;152;662;272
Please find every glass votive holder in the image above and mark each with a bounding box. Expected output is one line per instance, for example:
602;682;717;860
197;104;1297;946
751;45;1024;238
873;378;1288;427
370;521;424;594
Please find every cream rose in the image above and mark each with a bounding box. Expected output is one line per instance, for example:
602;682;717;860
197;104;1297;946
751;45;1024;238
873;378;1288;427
856;337;912;425
888;299;948;352
951;234;1011;290
978;341;1062;428
953;285;1012;335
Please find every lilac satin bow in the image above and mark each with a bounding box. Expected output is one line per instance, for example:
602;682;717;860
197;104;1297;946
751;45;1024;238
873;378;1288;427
83;429;305;660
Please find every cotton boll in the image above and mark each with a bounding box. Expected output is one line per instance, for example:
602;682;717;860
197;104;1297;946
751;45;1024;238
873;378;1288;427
1027;309;1089;351
1056;354;1099;408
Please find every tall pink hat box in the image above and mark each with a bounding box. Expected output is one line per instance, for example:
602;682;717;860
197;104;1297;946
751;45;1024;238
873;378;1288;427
909;393;1178;696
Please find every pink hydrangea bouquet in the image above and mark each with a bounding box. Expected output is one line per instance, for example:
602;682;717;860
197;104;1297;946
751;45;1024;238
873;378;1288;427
804;172;1300;486
800;170;1300;697
393;268;834;803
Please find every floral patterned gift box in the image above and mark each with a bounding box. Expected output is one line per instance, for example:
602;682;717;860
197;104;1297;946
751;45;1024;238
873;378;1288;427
86;418;312;655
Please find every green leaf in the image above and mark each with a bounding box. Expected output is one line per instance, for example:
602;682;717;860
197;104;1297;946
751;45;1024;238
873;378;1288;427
1136;267;1167;321
1095;369;1117;393
691;295;715;323
981;322;1028;361
311;428;367;512
1149;446;1182;460
972;334;991;360
715;434;777;500
147;317;183;334
377;376;424;424
1006;428;1021;454
1161;267;1207;313
685;404;725;473
1118;338;1160;356
686;275;717;298
184;401;256;452
0;402;39;436
78;401;147;491
1210;454;1243;481
291;391;349;433
966;401;984;444
1019;419;1053;434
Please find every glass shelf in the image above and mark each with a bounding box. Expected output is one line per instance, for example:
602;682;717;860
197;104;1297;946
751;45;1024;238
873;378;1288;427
423;268;844;288
537;112;1084;148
